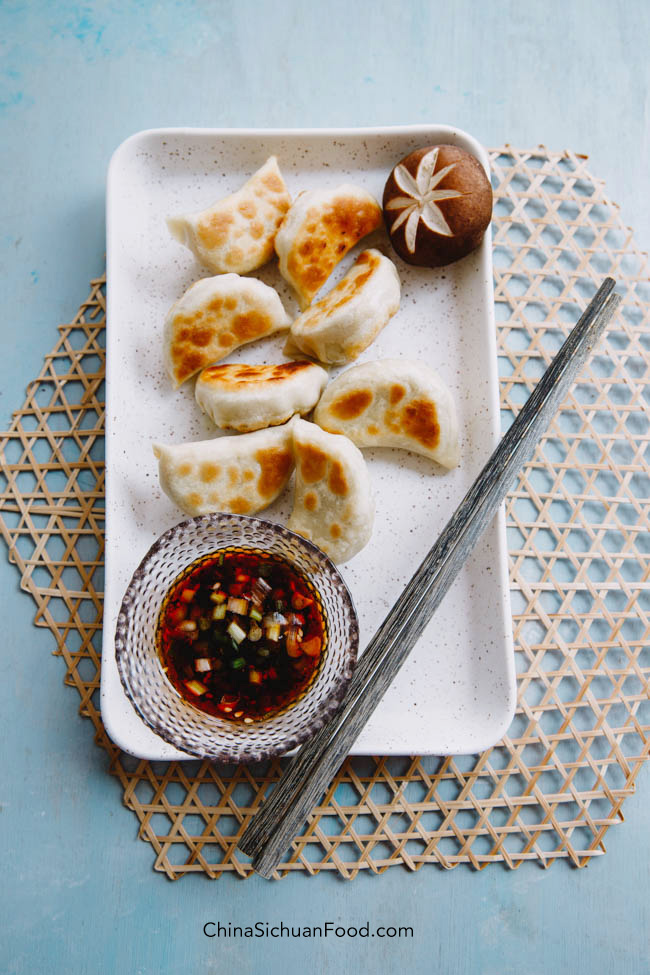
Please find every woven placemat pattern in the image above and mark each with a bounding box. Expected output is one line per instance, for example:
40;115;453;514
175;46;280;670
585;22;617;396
1;146;649;878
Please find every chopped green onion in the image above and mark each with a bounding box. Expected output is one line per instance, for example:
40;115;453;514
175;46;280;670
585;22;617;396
227;621;247;644
227;596;249;615
212;603;227;621
249;606;263;622
263;612;287;626
275;599;285;612
178;620;197;633
265;622;281;642
198;617;210;631
231;656;246;670
184;679;207;696
251;576;272;599
210;590;227;604
194;658;211;672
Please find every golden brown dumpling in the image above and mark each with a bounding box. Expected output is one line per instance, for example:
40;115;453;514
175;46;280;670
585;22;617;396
167;156;291;274
163;274;290;387
274;184;382;308
313;359;460;468
195;361;329;432
288;419;374;563
153;421;295;517
284;250;400;364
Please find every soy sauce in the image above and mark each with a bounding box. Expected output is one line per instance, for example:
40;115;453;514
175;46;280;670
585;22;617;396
156;549;326;722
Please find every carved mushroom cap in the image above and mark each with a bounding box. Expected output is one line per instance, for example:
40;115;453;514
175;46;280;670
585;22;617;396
382;145;493;268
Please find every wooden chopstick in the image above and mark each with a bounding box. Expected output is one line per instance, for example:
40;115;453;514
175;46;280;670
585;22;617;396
237;279;621;878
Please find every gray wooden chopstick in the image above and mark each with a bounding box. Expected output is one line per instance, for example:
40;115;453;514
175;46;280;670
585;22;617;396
237;279;621;878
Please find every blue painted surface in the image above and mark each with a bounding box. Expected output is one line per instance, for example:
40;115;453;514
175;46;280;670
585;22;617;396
1;2;649;973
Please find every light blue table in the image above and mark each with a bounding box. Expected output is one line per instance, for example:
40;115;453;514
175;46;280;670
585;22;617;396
2;3;649;973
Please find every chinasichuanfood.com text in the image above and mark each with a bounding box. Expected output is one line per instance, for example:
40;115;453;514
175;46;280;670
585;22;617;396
203;921;414;939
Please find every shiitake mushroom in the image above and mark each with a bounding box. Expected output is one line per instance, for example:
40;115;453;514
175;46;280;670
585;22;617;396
383;144;493;268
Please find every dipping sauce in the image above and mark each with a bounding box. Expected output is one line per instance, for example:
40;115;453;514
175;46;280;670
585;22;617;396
156;549;326;722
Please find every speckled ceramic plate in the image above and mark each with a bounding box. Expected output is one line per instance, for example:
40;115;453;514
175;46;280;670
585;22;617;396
101;125;515;760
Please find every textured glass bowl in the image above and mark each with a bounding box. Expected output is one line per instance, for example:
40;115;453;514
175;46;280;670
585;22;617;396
115;514;359;763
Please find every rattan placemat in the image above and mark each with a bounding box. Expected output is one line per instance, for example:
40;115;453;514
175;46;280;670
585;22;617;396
1;146;649;879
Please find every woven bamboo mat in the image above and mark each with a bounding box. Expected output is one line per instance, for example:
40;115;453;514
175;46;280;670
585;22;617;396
1;146;649;879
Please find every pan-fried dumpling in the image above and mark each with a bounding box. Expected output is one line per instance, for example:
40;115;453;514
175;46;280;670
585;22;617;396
164;274;290;387
313;359;460;468
195;361;329;432
284;250;400;364
153;421;295;517
167;157;291;274
288;419;374;563
275;185;382;308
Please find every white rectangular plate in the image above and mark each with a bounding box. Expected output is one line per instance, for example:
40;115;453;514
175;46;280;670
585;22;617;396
102;125;516;760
